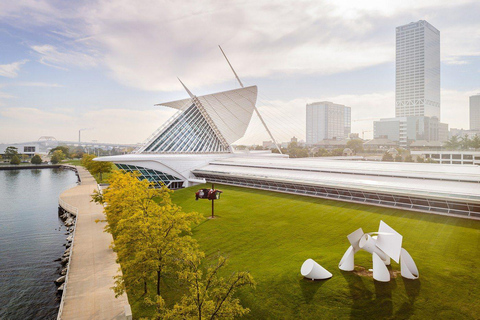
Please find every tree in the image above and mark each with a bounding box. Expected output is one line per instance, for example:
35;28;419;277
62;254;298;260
416;156;425;163
90;161;113;181
81;154;96;170
5;146;18;160
49;146;70;158
394;155;403;162
404;154;414;162
93;171;203;297
460;135;471;150
346;139;364;154
331;148;344;156
70;146;85;159
155;256;255;320
382;152;394;162
314;148;329;157
471;134;480;150
443;135;461;150
10;155;20;165
31;155;42;165
82;154;112;181
51;150;65;164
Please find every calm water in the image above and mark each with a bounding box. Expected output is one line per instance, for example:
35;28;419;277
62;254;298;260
0;168;78;319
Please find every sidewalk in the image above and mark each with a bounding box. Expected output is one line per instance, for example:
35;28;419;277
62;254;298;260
59;166;129;319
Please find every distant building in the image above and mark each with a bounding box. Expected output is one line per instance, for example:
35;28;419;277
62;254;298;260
313;138;348;150
374;20;446;148
363;138;398;151
396;20;440;119
374;116;447;146
262;141;275;149
306;101;351;145
470;94;480;130
439;123;449;142
411;150;480;165
374;118;406;145
409;140;443;150
449;128;480;139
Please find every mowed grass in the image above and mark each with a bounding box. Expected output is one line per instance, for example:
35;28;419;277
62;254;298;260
166;184;480;320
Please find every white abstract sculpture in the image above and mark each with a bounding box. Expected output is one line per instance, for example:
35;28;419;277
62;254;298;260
339;220;418;282
301;259;332;280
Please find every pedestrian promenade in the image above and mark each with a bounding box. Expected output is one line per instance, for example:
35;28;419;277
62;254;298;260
58;166;130;319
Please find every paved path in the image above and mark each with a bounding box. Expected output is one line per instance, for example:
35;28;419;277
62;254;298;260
59;166;130;319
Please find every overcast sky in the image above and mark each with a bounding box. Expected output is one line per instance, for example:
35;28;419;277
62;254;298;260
0;0;479;144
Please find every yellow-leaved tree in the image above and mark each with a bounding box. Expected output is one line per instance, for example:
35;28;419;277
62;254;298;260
151;255;256;320
93;170;203;297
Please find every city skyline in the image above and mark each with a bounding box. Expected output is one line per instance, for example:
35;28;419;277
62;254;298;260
0;1;479;144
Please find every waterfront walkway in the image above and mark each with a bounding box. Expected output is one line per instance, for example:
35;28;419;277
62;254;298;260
58;166;129;319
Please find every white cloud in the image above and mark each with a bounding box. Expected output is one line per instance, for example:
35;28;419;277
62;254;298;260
2;0;480;90
12;82;65;87
31;44;97;69
0;60;29;78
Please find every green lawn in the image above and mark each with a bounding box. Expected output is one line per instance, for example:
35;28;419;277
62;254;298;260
156;184;480;319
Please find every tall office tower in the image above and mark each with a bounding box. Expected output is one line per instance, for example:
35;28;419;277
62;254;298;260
306;101;351;145
395;20;440;119
470;94;480;130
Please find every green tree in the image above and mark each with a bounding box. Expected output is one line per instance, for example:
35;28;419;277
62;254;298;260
51;150;65;164
5;146;18;160
155;256;255;320
49;146;70;158
404;154;414;162
416;156;425;163
459;135;471;150
382;152;394;162
471;134;480;150
10;155;21;165
314;148;329;157
31;154;42;165
331;148;344;156
443;135;461;150
90;161;113;181
81;154;96;170
394;155;403;162
346;139;364;154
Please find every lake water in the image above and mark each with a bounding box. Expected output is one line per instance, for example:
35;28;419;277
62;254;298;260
0;168;78;319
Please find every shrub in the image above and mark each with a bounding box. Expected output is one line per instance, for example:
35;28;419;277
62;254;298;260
10;155;21;165
31;155;42;165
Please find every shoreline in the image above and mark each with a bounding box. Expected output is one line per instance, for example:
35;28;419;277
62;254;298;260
55;165;130;319
55;165;81;307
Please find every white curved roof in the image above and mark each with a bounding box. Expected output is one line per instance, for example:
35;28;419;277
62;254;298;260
157;85;257;144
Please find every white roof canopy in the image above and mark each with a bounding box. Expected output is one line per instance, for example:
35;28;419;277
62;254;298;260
157;86;258;144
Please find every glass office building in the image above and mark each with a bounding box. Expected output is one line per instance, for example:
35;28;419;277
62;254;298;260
395;20;440;119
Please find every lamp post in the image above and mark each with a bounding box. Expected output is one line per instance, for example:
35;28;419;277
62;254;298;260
211;183;215;219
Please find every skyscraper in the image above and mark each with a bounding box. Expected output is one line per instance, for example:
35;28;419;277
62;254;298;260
306;101;351;145
470;94;480;130
395;20;440;119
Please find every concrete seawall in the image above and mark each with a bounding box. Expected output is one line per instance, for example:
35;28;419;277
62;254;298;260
57;165;131;320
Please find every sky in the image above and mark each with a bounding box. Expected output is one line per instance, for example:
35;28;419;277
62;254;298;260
0;0;479;145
